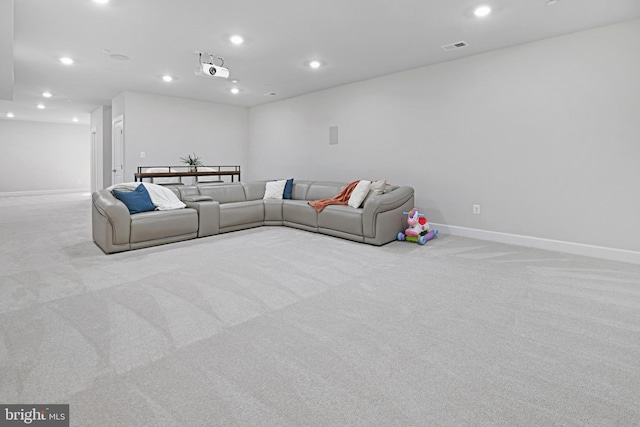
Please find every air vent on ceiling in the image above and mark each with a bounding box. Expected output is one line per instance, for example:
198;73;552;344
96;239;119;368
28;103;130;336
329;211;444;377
441;41;468;51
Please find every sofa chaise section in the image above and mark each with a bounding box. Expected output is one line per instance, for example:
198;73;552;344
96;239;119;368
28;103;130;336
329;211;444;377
92;189;199;254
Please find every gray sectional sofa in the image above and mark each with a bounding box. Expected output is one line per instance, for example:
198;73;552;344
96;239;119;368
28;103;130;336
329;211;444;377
92;180;414;254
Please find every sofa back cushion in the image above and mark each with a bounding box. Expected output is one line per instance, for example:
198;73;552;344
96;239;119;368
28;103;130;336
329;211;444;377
178;185;200;200
242;181;268;200
291;181;313;200
198;184;246;204
305;182;347;201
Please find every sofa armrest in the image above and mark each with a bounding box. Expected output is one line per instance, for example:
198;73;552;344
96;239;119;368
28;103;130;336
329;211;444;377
92;190;131;251
183;195;214;202
362;186;414;238
184;200;219;237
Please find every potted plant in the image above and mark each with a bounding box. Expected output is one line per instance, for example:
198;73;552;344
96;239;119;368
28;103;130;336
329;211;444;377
180;152;203;172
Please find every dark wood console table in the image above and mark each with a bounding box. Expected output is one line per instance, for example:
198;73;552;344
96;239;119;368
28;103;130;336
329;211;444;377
134;165;241;183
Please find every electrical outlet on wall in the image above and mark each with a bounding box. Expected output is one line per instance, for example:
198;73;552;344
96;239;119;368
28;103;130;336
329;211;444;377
473;204;481;214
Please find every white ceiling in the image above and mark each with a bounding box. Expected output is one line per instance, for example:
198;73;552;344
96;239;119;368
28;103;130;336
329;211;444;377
1;0;640;125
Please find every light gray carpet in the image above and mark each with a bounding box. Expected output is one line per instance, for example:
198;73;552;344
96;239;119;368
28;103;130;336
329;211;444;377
1;192;639;426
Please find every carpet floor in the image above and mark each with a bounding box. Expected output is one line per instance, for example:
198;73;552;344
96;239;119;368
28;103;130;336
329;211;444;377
0;192;639;426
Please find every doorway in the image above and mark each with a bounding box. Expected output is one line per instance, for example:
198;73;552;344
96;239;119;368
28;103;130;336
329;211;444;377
112;115;124;185
91;127;99;192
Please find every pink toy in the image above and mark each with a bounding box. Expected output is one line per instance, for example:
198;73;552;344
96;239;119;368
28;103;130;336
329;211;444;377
397;208;438;245
405;208;429;237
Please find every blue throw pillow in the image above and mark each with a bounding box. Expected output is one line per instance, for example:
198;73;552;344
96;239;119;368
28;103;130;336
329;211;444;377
112;185;156;214
283;178;294;199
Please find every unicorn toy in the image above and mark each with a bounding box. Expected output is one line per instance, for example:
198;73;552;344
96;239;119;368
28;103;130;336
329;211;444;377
397;208;438;245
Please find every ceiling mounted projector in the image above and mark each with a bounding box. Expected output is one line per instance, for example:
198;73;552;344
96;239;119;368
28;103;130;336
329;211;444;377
195;52;229;79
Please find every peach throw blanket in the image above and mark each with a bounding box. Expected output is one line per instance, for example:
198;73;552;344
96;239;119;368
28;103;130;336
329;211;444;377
308;180;360;212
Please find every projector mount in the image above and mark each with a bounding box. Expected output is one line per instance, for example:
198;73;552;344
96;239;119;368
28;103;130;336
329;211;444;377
194;51;230;79
196;52;225;68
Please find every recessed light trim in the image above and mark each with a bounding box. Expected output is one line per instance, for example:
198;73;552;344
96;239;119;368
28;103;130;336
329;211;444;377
73;117;79;122
309;60;321;69
42;91;52;98
230;87;240;94
162;75;173;82
93;0;109;4
546;0;559;5
230;35;244;45
59;57;74;65
474;5;491;17
6;112;14;118
37;104;45;109
110;54;130;61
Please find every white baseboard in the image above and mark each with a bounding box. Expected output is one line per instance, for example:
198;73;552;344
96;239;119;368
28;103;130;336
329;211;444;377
0;188;89;197
430;223;640;265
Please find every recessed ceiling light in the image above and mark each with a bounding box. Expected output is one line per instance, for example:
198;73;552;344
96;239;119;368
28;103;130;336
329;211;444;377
162;75;173;82
6;112;14;118
59;57;74;65
474;5;491;17
230;87;240;94
546;0;559;5
230;79;239;84
73;117;79;122
229;35;244;45
110;54;130;61
42;91;52;98
309;60;321;69
93;0;109;4
37;104;45;109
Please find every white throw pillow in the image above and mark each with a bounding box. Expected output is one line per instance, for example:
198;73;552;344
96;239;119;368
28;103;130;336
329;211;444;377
348;180;371;208
142;183;187;210
363;179;387;204
263;179;287;199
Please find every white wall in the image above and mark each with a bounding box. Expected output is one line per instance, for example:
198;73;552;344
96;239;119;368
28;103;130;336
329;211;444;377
249;19;640;253
0;120;90;193
116;91;249;183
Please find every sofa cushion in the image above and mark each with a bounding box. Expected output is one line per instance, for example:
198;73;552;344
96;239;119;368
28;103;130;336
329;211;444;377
263;199;284;222
282;200;318;228
220;200;264;228
318;205;364;235
178;185;201;200
129;208;198;243
242;181;268;201
305;182;345;200
112;185;155;214
291;181;313;200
